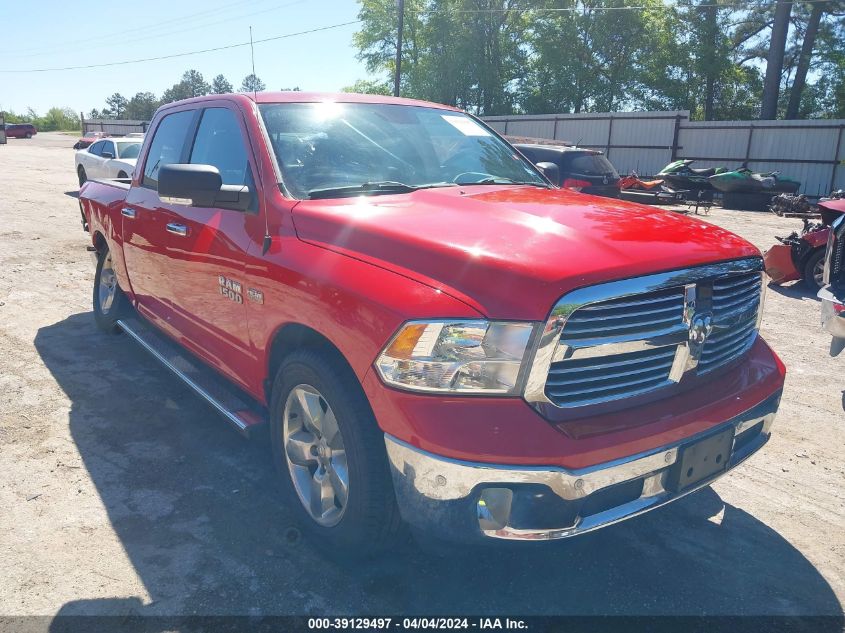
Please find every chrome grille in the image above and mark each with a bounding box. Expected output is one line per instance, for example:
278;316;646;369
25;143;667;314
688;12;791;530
698;273;761;373
831;229;845;288
545;346;677;407
527;259;765;410
562;287;684;341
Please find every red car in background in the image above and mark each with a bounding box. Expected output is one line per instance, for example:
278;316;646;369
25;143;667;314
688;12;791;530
765;197;845;289
4;123;37;139
73;131;109;150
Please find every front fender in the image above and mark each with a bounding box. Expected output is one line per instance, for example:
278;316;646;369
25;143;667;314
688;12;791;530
249;236;484;390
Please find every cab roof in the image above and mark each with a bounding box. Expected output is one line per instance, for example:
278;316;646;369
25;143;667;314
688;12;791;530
164;91;463;113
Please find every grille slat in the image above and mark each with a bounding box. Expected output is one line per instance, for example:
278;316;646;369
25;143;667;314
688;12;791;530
577;289;681;312
566;302;681;322
713;284;761;313
546;367;672;402
699;272;761;374
546;357;674;387
548;347;674;376
560;288;685;343
544;268;762;408
832;229;845;288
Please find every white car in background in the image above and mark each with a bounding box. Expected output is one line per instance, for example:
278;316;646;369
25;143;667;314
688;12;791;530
75;137;143;186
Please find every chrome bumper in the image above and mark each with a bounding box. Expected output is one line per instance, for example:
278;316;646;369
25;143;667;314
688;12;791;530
385;391;780;542
818;285;845;356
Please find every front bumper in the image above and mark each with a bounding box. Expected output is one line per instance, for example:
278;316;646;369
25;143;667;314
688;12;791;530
818;285;845;356
386;390;780;542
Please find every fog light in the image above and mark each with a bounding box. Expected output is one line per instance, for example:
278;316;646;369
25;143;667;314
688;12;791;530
477;488;513;531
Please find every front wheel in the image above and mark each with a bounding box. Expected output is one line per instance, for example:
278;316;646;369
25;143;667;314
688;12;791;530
269;349;402;552
803;249;826;290
78;166;87;187
93;246;127;333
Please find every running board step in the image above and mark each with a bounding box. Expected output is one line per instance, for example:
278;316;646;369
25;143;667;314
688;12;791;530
117;314;268;437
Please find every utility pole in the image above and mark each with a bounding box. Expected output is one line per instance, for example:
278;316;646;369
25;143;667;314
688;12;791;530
393;0;405;97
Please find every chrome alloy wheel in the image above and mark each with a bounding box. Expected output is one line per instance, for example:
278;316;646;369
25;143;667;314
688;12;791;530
813;258;825;289
283;384;349;527
98;252;117;313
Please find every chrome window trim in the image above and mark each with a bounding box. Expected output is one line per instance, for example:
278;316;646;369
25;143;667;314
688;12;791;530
523;257;764;408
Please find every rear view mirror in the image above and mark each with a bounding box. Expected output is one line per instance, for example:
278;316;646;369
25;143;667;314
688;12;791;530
535;161;560;186
158;164;251;212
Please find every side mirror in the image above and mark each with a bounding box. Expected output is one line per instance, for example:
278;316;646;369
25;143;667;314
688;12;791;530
535;161;560;186
158;164;252;212
101;151;115;159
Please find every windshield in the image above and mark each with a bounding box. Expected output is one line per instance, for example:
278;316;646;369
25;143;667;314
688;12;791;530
259;102;546;199
117;142;141;159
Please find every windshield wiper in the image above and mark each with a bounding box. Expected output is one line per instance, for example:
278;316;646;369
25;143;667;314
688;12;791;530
472;177;552;188
308;181;455;199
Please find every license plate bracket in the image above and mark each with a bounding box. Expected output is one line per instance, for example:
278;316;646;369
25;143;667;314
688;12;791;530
666;427;734;492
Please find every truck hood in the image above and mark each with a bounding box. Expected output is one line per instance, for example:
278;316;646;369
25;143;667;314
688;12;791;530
291;186;760;320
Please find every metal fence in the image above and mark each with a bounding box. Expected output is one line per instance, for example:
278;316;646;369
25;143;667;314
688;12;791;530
485;111;845;197
81;118;149;136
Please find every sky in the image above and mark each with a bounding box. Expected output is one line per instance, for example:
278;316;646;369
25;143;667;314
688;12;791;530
0;0;372;116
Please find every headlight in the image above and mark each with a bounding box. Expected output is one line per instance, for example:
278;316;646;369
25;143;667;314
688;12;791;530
375;320;536;394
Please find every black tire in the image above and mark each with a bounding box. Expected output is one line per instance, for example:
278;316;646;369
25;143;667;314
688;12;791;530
117;171;128;179
803;249;826;290
93;246;127;333
25;132;32;139
269;348;403;553
78;166;87;187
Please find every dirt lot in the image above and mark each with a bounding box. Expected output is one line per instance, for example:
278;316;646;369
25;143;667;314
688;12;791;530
0;133;843;621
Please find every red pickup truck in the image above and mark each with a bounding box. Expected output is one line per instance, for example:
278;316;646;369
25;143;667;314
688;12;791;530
79;92;785;549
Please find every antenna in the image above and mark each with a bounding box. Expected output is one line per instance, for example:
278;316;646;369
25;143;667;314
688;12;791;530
248;25;271;255
249;26;258;102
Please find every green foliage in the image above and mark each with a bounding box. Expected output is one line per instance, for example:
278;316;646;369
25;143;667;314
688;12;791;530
351;0;845;119
240;73;266;92
2;107;80;131
105;93;128;118
210;74;234;94
125;92;159;120
341;79;391;95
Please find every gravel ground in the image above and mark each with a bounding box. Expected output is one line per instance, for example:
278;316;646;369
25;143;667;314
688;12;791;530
0;133;843;621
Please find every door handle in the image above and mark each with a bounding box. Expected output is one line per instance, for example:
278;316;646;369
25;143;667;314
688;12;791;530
121;207;136;219
166;223;188;237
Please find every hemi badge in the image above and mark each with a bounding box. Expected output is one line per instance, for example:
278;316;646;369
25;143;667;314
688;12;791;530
248;288;264;304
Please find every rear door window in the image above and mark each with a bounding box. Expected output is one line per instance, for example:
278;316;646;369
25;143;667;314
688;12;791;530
142;110;195;188
89;141;104;156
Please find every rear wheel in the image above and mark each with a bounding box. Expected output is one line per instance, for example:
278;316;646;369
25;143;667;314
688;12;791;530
269;349;402;552
803;250;826;290
77;166;87;187
24;132;32;139
93;246;126;333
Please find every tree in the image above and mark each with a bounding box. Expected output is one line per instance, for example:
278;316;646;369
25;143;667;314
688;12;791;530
181;69;210;97
161;80;194;104
760;0;793;119
210;74;233;94
104;93;128;118
240;73;266;92
125;92;159;120
342;79;391;95
786;1;829;118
